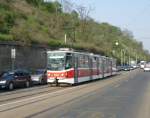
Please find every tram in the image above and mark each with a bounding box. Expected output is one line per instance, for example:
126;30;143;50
47;49;117;85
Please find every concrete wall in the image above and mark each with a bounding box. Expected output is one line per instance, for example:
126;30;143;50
0;42;47;72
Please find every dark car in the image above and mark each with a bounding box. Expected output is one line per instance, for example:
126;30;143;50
31;69;47;85
0;70;32;90
122;65;131;71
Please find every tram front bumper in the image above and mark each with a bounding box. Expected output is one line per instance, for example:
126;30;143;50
47;78;74;84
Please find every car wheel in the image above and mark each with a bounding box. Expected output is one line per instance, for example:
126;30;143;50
25;81;30;88
8;82;14;90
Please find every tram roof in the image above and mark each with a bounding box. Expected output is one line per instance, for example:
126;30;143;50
47;50;102;57
47;49;116;60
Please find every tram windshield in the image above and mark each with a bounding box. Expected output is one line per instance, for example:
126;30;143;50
47;52;73;71
47;53;65;71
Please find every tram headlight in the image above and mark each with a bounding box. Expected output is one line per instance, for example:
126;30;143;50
61;73;64;77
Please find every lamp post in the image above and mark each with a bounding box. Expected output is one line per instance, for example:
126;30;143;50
115;41;123;66
64;27;76;47
123;49;126;66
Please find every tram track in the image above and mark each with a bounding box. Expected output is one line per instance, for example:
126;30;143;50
0;70;139;106
0;79;107;105
0;85;50;96
0;70;140;115
0;77;115;105
0;86;65;104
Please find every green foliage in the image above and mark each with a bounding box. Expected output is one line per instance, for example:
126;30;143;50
0;3;10;10
41;1;62;13
25;0;43;7
0;34;13;41
48;40;63;47
0;3;16;34
0;0;149;62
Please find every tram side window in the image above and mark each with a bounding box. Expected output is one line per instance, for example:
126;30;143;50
93;57;97;69
65;54;73;69
84;56;89;68
104;59;107;72
78;55;84;68
78;55;89;68
113;60;116;68
99;58;103;69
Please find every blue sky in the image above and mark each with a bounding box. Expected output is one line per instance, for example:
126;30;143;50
53;0;150;51
71;0;150;51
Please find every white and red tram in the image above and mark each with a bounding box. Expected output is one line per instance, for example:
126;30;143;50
47;50;117;85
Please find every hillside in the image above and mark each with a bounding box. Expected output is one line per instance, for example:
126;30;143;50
0;0;149;63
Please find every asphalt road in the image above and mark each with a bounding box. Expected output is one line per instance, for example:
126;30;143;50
0;69;150;118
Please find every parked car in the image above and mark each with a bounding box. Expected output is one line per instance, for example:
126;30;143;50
0;70;32;90
144;63;150;72
122;65;131;71
31;69;47;85
130;66;134;70
117;66;124;71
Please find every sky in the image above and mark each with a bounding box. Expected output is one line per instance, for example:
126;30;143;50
51;0;150;51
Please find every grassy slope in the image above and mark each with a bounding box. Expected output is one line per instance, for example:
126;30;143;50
0;0;149;62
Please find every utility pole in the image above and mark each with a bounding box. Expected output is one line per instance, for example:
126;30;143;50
123;50;126;66
121;49;123;66
64;33;67;44
64;27;76;47
136;54;138;64
129;55;131;65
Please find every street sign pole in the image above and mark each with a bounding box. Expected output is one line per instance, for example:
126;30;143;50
11;48;16;71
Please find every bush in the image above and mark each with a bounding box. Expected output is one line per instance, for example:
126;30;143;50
0;34;13;41
26;0;43;7
0;10;16;34
48;40;63;48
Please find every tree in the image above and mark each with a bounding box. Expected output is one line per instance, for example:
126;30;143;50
26;0;43;7
63;0;74;13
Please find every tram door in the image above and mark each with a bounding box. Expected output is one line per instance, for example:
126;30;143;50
102;58;105;78
110;60;113;76
99;57;104;78
89;57;93;80
74;54;78;83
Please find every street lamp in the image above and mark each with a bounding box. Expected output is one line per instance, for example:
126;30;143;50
115;41;119;46
115;41;124;66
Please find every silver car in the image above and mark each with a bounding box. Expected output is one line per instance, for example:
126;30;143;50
144;63;150;72
31;69;47;85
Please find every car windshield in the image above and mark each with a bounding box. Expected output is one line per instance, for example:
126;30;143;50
35;70;45;75
0;72;14;78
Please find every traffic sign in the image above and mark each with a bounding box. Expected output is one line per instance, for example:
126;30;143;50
11;48;16;59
